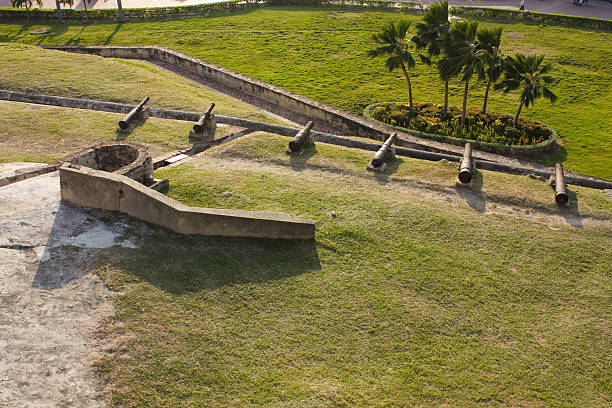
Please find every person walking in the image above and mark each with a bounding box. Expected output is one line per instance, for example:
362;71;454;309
519;0;525;11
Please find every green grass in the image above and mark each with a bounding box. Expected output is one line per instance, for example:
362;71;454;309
0;8;611;178
93;134;612;407
205;132;612;219
0;100;244;162
0;43;281;123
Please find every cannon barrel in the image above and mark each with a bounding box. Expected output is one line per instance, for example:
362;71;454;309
371;133;397;168
458;143;473;184
193;102;216;133
119;96;149;130
554;163;569;205
288;121;314;152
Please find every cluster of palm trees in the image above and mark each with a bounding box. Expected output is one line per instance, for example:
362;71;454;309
368;1;557;128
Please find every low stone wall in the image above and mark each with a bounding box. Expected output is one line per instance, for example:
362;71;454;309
4;92;611;189
59;164;315;239
0;164;59;187
44;45;569;168
41;46;396;139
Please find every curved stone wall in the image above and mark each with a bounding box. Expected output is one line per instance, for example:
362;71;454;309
56;142;154;184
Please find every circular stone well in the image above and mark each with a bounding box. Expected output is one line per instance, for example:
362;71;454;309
59;142;154;184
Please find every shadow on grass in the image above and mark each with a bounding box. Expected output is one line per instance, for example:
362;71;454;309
32;202;320;291
104;22;122;45
539;144;568;168
35;24;69;46
373;157;401;185
0;24;29;42
115;231;321;294
288;145;317;171
63;24;87;45
115;118;146;140
455;169;486;213
549;185;583;228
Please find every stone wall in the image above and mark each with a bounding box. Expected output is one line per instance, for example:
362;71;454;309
55;142;154;184
40;45;563;168
59;164;315;239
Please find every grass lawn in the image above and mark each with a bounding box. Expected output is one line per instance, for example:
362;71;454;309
0;100;248;162
93;133;612;407
0;43;281;123
0;8;611;179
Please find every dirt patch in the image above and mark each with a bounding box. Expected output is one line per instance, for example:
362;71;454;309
505;32;524;39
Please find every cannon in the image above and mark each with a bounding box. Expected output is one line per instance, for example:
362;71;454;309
288;121;315;153
119;97;149;130
554;163;569;205
370;133;397;168
458;143;473;184
193;103;216;133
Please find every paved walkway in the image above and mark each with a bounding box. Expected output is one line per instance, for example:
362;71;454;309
1;0;611;20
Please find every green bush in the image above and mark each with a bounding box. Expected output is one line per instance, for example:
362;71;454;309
450;6;612;31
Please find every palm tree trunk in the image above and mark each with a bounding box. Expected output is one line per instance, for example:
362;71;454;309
55;0;63;24
461;79;469;126
400;62;413;114
514;99;525;127
443;79;449;116
83;0;89;22
482;78;491;114
117;0;124;22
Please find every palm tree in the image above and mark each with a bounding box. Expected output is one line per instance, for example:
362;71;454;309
476;27;503;114
438;21;482;126
11;0;42;24
368;20;417;114
413;1;451;115
117;0;125;22
495;53;557;127
54;0;63;24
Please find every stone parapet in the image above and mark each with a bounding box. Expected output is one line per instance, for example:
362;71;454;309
59;164;315;240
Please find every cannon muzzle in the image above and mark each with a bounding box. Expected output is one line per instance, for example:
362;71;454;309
370;133;397;168
554;163;569;205
458;143;473;184
288;121;315;152
119;96;149;130
193;102;216;133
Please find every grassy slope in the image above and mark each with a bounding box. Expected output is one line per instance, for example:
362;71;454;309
0;43;281;123
0;100;246;162
0;8;610;178
95;134;612;407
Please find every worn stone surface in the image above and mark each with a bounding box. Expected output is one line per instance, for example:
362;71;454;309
0;171;147;408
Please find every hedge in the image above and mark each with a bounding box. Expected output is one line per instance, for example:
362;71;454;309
0;0;267;22
1;0;610;30
450;6;612;31
363;102;559;159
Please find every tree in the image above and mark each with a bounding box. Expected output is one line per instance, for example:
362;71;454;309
368;20;417;114
54;0;63;24
495;53;557;127
476;27;503;114
413;1;451;115
11;0;42;24
117;0;125;22
438;21;482;126
59;0;74;9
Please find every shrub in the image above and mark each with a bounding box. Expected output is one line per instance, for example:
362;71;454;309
367;102;553;146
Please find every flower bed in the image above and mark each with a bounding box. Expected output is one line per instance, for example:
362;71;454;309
364;102;558;158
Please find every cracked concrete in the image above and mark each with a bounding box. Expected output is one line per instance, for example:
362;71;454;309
0;170;148;407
